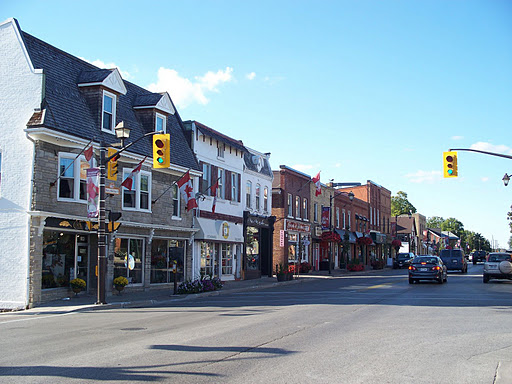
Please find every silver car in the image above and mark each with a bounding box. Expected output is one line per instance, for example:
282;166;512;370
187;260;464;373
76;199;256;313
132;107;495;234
483;253;512;283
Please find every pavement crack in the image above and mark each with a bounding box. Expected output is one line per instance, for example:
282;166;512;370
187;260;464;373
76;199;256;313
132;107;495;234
493;361;500;384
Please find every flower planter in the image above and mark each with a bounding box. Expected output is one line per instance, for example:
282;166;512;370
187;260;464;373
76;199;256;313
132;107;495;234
114;285;124;294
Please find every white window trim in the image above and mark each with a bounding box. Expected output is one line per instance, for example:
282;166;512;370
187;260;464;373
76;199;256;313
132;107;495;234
101;90;117;134
172;184;181;220
57;153;91;203
122;169;152;212
217;168;224;200
155;113;166;133
255;183;261;212
246;181;252;209
263;186;268;213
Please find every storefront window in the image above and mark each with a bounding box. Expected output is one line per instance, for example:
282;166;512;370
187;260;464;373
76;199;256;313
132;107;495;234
151;239;185;284
246;227;259;270
288;233;298;263
42;231;76;289
114;238;144;284
200;242;215;277
221;244;233;275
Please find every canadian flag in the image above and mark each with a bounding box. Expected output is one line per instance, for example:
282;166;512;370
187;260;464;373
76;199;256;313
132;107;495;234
121;157;146;191
211;179;219;213
177;171;198;211
84;145;94;161
312;172;321;196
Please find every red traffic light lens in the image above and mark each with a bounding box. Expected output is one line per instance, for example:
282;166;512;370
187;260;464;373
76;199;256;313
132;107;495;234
155;139;164;148
446;155;453;162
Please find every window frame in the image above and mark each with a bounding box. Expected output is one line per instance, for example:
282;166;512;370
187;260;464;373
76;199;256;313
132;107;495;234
246;180;252;208
295;196;300;219
287;194;293;217
155;112;166;133
171;183;180;219
57;153;90;203
101;90;116;134
231;172;239;202
303;198;308;220
121;168;152;212
217;168;224;199
255;183;261;211
314;202;318;222
263;186;268;212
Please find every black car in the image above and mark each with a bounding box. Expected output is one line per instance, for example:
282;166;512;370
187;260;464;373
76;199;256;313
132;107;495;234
439;249;467;273
394;252;415;269
472;250;487;265
408;256;447;284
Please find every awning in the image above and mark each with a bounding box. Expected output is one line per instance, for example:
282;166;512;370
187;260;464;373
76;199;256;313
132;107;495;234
194;217;244;243
370;231;387;244
335;229;357;244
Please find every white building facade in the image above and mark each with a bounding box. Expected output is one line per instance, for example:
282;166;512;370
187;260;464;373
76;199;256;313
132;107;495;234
184;121;245;281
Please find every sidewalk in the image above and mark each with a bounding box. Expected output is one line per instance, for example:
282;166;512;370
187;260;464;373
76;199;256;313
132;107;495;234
5;267;393;315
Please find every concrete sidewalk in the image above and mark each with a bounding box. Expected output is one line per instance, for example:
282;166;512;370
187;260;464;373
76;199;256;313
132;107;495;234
4;267;394;315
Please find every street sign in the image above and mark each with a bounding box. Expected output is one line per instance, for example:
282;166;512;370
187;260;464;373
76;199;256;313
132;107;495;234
106;183;120;195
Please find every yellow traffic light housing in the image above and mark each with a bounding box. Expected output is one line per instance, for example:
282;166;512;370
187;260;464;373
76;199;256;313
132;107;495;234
443;151;458;178
107;147;119;181
153;134;170;168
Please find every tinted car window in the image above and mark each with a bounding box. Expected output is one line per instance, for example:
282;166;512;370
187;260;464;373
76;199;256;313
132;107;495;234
398;253;412;259
413;257;438;264
440;249;463;258
488;254;511;262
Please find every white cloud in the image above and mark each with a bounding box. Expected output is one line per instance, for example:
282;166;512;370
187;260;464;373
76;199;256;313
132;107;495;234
246;72;256;80
451;135;464;140
335;163;342;168
405;170;443;184
147;67;233;108
469;142;512;155
81;58;132;79
292;164;314;173
481;177;489;182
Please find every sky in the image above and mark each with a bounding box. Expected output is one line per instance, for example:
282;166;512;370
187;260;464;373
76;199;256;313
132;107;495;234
3;0;512;249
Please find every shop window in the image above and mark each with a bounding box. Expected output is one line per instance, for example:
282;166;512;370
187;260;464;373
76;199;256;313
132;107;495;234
150;239;185;284
246;227;260;270
58;153;89;202
288;233;298;263
114;238;144;284
122;169;151;211
200;241;215;277
221;243;233;275
42;231;76;289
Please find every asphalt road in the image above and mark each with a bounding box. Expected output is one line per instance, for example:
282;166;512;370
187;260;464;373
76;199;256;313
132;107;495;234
1;263;511;383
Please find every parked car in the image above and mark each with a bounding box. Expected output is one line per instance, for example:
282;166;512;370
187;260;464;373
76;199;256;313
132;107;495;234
394;252;415;269
483;253;512;283
408;255;447;284
439;249;467;273
472;250;487;265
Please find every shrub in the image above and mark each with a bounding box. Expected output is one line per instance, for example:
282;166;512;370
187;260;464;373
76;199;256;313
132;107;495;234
113;276;129;287
177;277;223;295
70;278;86;290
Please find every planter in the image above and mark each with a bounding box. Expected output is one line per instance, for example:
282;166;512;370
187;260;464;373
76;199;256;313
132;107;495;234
72;287;82;296
276;273;293;282
114;285;125;294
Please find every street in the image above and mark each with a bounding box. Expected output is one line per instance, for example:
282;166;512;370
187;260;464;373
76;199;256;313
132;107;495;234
1;264;511;383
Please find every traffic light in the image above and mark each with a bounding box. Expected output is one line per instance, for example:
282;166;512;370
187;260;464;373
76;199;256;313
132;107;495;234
153;134;170;168
107;147;119;181
443;151;458;177
108;211;122;232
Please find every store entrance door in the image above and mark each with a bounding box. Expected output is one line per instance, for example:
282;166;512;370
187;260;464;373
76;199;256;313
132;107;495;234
76;236;89;291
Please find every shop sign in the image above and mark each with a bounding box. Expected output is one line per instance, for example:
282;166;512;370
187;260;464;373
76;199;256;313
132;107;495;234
279;230;285;247
315;226;323;237
246;215;269;227
221;221;230;239
285;219;311;233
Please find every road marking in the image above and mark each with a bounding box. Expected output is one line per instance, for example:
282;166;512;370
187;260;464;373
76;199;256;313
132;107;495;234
0;311;76;325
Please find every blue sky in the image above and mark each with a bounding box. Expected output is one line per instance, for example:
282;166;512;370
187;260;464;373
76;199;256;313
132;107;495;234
3;0;512;249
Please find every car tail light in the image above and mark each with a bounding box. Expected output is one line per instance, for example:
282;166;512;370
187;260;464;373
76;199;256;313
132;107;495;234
409;265;416;271
431;266;441;271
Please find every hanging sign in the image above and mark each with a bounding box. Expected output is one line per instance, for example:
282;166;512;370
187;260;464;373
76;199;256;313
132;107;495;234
86;168;100;218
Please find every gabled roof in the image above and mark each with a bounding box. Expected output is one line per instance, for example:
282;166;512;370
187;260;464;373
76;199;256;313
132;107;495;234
243;148;272;178
19;28;198;171
133;92;175;115
191;121;245;152
77;68;127;95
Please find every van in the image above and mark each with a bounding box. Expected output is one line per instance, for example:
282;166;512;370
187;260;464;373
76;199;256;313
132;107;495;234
440;249;467;273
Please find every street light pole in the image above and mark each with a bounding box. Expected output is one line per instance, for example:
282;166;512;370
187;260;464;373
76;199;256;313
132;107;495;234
97;142;107;304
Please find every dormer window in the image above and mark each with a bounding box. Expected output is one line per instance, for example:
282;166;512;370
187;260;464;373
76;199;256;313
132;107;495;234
156;113;166;133
102;91;116;133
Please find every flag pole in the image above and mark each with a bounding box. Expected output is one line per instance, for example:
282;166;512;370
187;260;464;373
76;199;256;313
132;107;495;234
151;168;192;205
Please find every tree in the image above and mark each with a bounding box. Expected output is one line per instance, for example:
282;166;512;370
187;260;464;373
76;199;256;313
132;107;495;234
441;217;464;238
427;216;444;229
508;235;512;250
391;191;417;216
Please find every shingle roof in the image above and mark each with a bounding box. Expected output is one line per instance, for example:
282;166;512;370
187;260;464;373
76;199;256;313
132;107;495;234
21;31;199;171
243;151;272;178
133;93;164;107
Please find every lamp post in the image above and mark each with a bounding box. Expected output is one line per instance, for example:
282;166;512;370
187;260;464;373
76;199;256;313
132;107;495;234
96;125;161;305
329;190;354;274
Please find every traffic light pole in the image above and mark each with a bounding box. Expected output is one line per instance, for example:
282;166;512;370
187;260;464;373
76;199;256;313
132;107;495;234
449;148;512;160
96;130;163;305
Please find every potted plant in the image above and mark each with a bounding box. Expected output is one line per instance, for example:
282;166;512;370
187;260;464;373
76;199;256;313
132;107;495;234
113;276;129;294
70;278;86;295
276;263;292;282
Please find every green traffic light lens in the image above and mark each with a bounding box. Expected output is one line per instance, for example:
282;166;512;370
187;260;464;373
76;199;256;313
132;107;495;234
448;169;453;175
157;157;164;164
